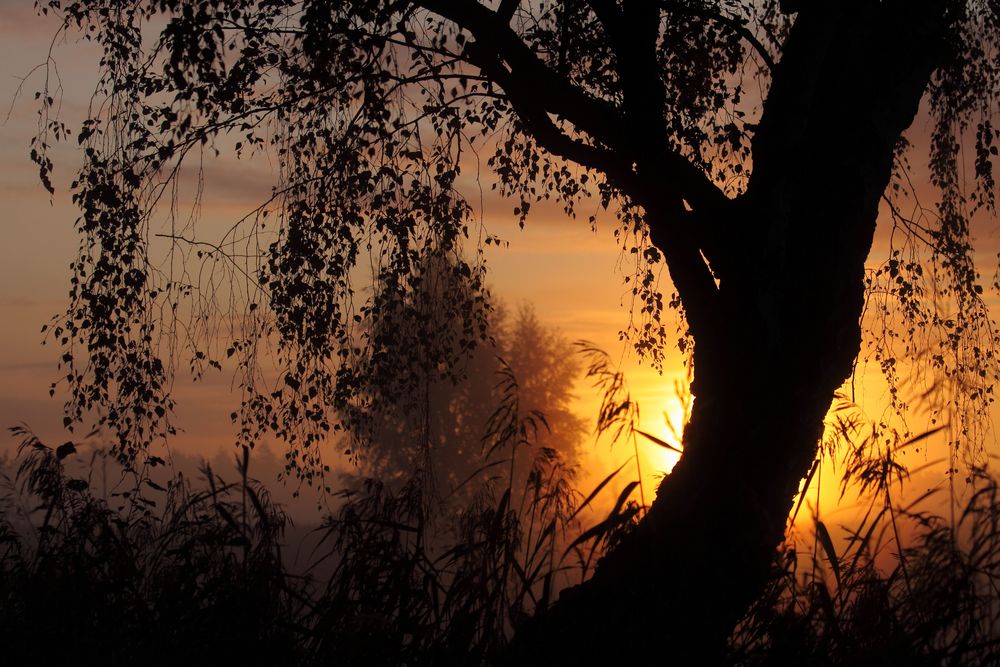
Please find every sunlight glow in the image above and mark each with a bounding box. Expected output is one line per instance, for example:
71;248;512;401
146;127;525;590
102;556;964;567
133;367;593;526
636;395;687;498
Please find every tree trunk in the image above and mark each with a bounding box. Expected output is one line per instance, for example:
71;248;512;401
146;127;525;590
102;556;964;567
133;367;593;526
505;3;953;664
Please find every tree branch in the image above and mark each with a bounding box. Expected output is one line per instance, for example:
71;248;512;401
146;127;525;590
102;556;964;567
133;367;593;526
462;41;632;182
496;0;519;24
418;0;626;149
419;1;730;215
660;1;776;72
417;0;728;336
583;0;622;30
581;3;729;217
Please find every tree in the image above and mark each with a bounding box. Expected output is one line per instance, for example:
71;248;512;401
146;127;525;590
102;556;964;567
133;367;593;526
28;0;999;662
354;281;587;509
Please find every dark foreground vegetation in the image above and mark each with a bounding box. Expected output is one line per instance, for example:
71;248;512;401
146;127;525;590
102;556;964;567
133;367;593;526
2;383;998;666
15;1;1000;662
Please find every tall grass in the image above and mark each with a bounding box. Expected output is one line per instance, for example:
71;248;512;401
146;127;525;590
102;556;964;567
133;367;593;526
0;366;590;665
0;428;302;666
2;374;999;664
730;398;1000;666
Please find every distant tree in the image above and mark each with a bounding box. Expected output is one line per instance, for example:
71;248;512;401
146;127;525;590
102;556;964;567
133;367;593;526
356;288;586;509
28;0;1000;661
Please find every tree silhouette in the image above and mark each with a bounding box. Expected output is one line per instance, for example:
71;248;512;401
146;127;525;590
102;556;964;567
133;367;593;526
354;289;586;510
28;0;1000;662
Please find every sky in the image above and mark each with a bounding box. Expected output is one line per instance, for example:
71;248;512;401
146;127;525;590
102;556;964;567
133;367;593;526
1;2;997;538
0;2;689;508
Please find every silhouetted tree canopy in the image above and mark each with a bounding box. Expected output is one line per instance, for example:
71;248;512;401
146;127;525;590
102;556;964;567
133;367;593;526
28;0;1000;661
31;0;996;464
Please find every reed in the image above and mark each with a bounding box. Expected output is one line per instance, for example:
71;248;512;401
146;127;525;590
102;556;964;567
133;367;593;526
2;375;998;665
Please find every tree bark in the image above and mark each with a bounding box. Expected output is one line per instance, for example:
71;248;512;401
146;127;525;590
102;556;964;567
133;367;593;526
504;3;954;664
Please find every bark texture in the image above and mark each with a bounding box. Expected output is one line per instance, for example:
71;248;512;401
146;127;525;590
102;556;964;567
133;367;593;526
505;3;954;664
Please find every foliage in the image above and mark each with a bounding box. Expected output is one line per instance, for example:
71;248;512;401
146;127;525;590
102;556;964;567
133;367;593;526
24;0;999;480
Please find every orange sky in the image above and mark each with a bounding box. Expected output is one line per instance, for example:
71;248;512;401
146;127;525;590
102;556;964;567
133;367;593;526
1;4;998;544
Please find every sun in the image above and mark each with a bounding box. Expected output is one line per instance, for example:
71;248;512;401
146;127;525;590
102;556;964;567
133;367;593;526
636;397;687;484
